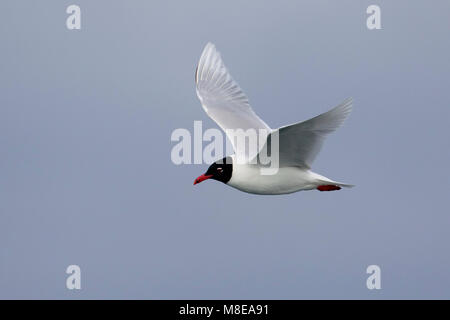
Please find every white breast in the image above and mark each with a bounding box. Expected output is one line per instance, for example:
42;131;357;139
227;162;318;195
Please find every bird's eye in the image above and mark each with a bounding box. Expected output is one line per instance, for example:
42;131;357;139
217;167;223;173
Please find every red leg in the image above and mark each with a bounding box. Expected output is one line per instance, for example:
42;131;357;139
317;185;341;191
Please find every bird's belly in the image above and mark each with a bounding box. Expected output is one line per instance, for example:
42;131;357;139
228;166;316;195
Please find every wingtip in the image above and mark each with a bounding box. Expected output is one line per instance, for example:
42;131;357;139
338;97;354;114
203;42;216;54
197;42;214;84
345;97;354;108
343;97;353;105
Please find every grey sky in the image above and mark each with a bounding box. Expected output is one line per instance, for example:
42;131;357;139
0;0;449;299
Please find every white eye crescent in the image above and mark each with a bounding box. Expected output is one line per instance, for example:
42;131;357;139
217;167;223;173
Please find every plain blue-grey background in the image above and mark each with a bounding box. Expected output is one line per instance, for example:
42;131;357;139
1;0;449;299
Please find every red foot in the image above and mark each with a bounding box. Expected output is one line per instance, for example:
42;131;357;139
317;185;341;192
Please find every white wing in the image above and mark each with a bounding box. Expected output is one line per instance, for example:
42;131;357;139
196;43;271;161
260;98;353;168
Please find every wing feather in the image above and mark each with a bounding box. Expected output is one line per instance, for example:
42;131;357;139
261;98;353;168
195;43;271;161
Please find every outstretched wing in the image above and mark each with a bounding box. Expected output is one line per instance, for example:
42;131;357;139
196;43;271;161
261;98;353;168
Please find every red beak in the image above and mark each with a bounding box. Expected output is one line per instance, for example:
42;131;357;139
194;174;213;185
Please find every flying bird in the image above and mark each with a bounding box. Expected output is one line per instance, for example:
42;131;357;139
193;43;354;195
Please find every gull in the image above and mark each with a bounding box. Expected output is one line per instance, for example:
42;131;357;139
193;43;354;195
